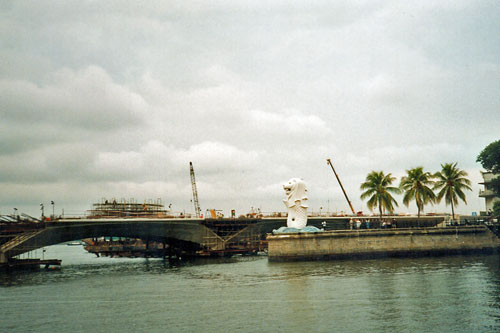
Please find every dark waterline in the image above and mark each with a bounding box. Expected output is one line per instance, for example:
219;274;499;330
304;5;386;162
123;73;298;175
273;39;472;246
1;245;499;332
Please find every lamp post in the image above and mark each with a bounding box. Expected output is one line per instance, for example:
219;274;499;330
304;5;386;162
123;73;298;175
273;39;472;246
40;203;44;218
51;201;55;218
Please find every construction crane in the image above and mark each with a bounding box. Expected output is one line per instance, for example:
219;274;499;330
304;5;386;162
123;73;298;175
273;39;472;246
327;158;356;215
189;162;201;217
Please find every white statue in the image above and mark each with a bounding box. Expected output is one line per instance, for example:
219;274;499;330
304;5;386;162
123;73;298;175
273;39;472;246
283;178;308;229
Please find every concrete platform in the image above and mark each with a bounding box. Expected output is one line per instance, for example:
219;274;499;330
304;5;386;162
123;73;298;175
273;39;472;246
0;258;62;271
267;226;500;261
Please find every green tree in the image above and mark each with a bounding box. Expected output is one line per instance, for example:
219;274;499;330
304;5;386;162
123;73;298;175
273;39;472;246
433;163;472;220
477;140;500;212
400;167;436;218
360;171;400;220
493;201;500;216
490;177;500;197
476;139;500;173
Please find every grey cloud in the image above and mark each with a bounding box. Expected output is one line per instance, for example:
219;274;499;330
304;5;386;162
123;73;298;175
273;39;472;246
1;1;499;216
1;67;147;130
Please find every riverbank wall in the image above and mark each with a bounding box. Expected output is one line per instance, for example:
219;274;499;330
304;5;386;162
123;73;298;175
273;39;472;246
267;225;500;261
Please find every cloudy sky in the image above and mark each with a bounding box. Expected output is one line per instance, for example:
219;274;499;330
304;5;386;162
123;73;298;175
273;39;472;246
1;1;499;217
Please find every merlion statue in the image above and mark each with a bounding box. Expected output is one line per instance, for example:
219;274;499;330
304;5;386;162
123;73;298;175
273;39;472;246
283;178;308;229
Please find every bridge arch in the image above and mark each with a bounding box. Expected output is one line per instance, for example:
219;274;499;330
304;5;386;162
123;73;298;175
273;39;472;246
1;219;214;262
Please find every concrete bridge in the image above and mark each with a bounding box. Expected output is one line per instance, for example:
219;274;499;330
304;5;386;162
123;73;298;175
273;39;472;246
0;215;447;264
0;217;287;263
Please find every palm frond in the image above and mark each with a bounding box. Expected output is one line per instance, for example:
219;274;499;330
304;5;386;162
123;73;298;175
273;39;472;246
433;162;471;218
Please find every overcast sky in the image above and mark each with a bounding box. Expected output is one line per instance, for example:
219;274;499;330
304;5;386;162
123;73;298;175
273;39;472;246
1;1;499;217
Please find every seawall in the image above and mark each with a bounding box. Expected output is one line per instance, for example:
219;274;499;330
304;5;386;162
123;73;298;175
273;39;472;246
267;226;500;261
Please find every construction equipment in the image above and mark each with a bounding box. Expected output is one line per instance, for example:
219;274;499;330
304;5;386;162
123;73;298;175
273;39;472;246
327;158;356;215
189;162;201;217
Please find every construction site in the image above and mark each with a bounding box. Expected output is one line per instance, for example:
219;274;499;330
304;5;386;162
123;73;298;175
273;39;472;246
2;159;498;269
79;161;267;258
87;198;171;219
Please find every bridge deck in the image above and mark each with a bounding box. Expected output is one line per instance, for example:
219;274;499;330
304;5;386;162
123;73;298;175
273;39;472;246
1;215;447;263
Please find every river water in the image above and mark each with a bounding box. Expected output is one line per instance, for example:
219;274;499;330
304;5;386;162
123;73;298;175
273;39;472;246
1;245;499;332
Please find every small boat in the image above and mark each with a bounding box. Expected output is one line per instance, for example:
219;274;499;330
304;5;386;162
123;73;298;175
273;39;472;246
66;241;84;246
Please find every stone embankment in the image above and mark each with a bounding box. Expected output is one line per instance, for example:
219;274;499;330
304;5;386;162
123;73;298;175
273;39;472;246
267;225;500;261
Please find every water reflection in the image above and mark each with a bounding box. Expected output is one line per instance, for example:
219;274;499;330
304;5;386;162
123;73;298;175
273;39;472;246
1;245;499;332
265;255;500;331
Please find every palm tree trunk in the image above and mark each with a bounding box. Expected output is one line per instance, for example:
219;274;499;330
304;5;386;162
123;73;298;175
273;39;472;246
451;200;455;221
379;203;383;225
417;207;421;228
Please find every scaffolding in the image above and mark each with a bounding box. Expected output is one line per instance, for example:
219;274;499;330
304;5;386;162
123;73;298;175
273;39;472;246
199;218;264;256
87;198;169;218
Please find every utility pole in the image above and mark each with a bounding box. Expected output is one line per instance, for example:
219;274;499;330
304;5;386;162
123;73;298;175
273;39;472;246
189;162;201;218
327;158;356;215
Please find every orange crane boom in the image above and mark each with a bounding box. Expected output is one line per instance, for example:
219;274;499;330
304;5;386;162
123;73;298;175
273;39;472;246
327;158;356;215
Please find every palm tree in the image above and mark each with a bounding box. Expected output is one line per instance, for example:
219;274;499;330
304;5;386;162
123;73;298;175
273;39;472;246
360;171;400;221
400;167;436;218
433;162;472;221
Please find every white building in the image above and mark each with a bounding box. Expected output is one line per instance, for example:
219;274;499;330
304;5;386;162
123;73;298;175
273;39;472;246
479;171;500;214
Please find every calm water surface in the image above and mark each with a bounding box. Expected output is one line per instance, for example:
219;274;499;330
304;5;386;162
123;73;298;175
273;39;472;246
1;245;499;332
